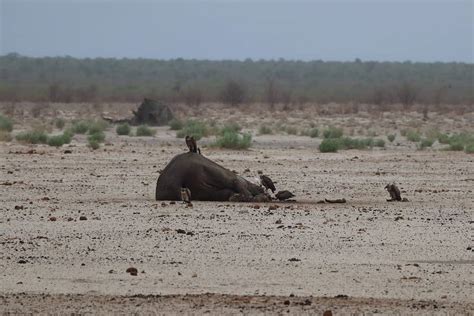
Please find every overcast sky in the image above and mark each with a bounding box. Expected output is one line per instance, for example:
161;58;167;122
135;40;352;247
1;0;472;62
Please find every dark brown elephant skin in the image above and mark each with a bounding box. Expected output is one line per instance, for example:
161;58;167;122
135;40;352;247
155;152;267;202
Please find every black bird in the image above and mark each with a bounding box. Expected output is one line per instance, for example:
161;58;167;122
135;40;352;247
385;183;402;201
275;190;295;201
258;171;276;193
185;136;198;153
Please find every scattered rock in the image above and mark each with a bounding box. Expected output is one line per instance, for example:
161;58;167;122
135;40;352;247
64;150;72;154
14;205;24;210
79;216;87;221
49;217;57;221
176;229;186;234
18;259;27;264
283;300;290;305
335;294;348;299
126;267;138;275
275;219;282;224
288;258;301;262
323;311;333;316
192;273;197;278
170;201;176;205
67;217;74;222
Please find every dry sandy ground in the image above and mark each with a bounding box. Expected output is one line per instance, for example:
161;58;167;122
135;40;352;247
0;108;473;314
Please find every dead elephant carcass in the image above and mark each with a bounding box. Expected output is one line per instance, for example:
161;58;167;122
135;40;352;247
155;152;270;202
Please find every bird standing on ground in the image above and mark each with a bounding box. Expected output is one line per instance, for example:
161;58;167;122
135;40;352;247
275;190;295;201
385;183;402;201
180;187;192;204
258;171;276;193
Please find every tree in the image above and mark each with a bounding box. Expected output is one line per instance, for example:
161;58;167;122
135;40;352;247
396;82;418;108
220;80;245;106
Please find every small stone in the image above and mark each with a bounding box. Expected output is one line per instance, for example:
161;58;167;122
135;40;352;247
64;150;72;154
302;299;311;305
161;202;167;207
268;205;277;211
283;300;290;305
79;216;87;221
49;217;57;221
67;217;74;222
288;258;301;262
192;273;197;278
177;271;182;276
126;267;138;276
275;219;282;224
108;269;115;274
253;205;260;209
176;229;186;234
14;205;24;210
18;259;27;264
170;201;176;205
323;311;333;316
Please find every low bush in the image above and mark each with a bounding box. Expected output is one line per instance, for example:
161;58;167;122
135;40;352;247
419;138;434;149
213;130;252;149
448;142;464;151
47;133;72;147
88;131;106;143
88;139;100;150
323;126;343;139
438;133;450;144
406;130;421;142
0;130;12;142
71;120;89;134
54;118;66;130
319;138;340;152
176;120;208;140
116;123;131;135
0;115;13;132
309;128;319;138
219;122;242;135
374;139;385;147
135;125;156;137
16;130;48;144
387;134;396;142
285;126;298;135
465;144;474;154
168;118;184;130
258;125;273;135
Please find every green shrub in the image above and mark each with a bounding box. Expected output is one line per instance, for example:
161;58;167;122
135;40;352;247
88;139;100;150
438;133;450;144
116;123;131;135
168;118;184;130
0;130;12;142
135;125;156;137
406;130;421;142
16;130;48;144
448;142;464;151
176;120;208;140
213;130;252;149
319;138;340;152
309;128;319;138
220;122;242;135
258;125;273;135
88;131;106;143
285;126;298;135
387;134;396;142
374;139;385;147
47;133;72;147
0;115;13;132
419;138;434;149
465;144;474;154
323;126;343;139
71;121;89;134
54;118;66;130
88;120;108;134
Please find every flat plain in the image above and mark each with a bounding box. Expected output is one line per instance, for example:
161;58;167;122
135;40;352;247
0;103;473;314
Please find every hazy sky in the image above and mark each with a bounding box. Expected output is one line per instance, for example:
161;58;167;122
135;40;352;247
1;0;472;62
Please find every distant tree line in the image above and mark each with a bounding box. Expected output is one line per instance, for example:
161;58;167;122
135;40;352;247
0;53;472;107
